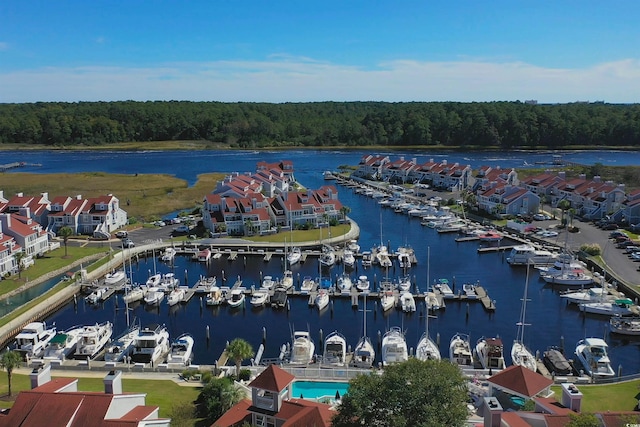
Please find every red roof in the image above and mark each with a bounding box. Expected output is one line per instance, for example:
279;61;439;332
249;364;295;392
488;365;553;397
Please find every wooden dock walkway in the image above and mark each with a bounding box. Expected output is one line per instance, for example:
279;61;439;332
477;245;516;254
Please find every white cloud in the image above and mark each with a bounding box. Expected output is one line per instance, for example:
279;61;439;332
1;57;639;103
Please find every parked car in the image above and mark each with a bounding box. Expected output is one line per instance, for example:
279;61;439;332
115;230;128;238
609;230;626;238
121;238;135;248
601;223;619;230
532;213;550;221
624;246;640;254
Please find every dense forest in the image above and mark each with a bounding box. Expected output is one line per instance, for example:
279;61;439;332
1;101;639;148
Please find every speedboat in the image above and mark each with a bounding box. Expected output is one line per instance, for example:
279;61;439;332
575;337;615;377
205;286;224;306
75;321;113;360
336;273;352;294
315;289;330;311
130;324;170;365
104;323;140;363
579;298;634;316
342;248;356;268
348;240;361;253
610;316;640;335
506;244;558;266
250;289;269;307
13;321;57;359
159;273;179;292
227;289;246;308
436;218;467;233
144;287;165;305
433;278;454;299
425;291;440;310
167;287;186;306
400;292;416;313
323;331;347;366
300;276;316;294
43;325;84;361
281;270;294;290
261;275;275;290
380;290;395;312
397;276;412;292
160;247;177;262
123;285;147;304
319;245;336;267
462;283;478;299
396;247;413;269
449;333;474;368
194;275;217;293
290;331;315;365
375;245;392;268
146;273;162;287
287;246;302;265
361;251;372;267
381;326;408;366
542;347;573;375
475;337;506;370
104;270;126;286
166;333;194;366
85;287;108;304
356;275;370;292
270;286;288;309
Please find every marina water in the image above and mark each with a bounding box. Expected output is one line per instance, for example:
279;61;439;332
4;149;640;373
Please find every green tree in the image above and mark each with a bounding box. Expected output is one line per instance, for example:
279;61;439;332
557;200;571;226
225;338;254;379
14;251;25;279
565;412;601;427
339;205;351;221
0;350;23;397
332;358;468;427
198;377;245;422
57;226;73;257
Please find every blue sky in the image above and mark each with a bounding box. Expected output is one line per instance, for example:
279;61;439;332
1;1;639;103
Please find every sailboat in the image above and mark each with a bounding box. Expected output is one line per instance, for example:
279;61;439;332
511;264;537;371
352;294;375;368
416;247;441;361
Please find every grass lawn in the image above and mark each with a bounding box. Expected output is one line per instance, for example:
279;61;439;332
551;381;640;412
246;224;352;244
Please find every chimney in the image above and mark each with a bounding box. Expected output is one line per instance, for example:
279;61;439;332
76;194;82;200
30;364;52;389
593;176;601;183
561;383;582;412
558;171;566;179
104;370;123;394
483;397;503;427
579;174;586;180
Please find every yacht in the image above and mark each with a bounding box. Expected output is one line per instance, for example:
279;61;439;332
227;289;246;308
315;289;330;311
75;321;113;360
436;218;467;233
475;337;506;370
506;245;558;266
43;325;84;361
104;323;140;363
542;268;594;287
13;321;57;359
300;276;316;294
610;316;640;336
381;326;408;366
261;275;275;290
104;270;126;286
356;275;370;292
290;330;315;365
353;295;375;368
281;270;294;290
167;286;186;306
347;240;361;253
160;247;177;262
400;292;416;313
166;333;194;366
560;287;612;304
205;286;224;306
511;266;537;372
336;273;352;294
415;312;440;361
579;298;634;316
130;324;170;365
374;245;393;268
575;337;615;377
250;289;269;307
342;248;356;268
449;333;474;368
319;245;336;267
144;287;165;306
159;273;180;292
287;247;302;266
323;331;347;366
123;285;147;304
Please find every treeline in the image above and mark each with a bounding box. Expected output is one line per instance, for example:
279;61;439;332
1;101;639;148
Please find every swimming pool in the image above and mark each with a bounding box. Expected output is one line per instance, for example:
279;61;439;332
291;380;349;401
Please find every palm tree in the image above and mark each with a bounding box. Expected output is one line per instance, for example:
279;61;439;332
57;226;73;257
0;350;23;396
557;200;571;226
340;205;351;222
225;338;254;379
14;251;25;279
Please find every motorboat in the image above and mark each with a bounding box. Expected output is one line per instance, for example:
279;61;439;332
75;321;113;360
146;273;162;287
319;245;336;267
400;292;416;313
425;291;440;311
353;295;375;368
290;330;315;365
436;218;467;233
537;256;586;277
610;316;640;335
281;270;294;290
542;268;594;287
356;275;370;292
270;286;288;309
374;245;392;268
227;289;246;308
462;283;478;299
336;273;352;294
104;323;140;363
361;251;372;267
560;287;612;304
511;266;537;372
300;276;316;294
397;276;411;292
380;290;395;312
123;285;147;304
506;244;558;266
160;247;177;262
315;289;330;311
475;337;506;370
130;324;170;365
166;333;194;366
323;331;347;366
381;326;408;366
287;247;302;266
205;286;224;306
250;289;269;307
144;287;165;306
342;248;356;268
158;273;180;292
261;275;275;290
449;333;474;368
167;287;186;306
542;347;573;376
575;337;615;377
85;286;108;304
13;321;57;359
579;298;634;317
197;248;211;262
433;278;454;299
347;240;361;253
194;275;217;293
43;325;84;361
104;270;126;286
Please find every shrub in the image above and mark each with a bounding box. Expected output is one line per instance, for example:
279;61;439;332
238;369;251;381
580;243;602;256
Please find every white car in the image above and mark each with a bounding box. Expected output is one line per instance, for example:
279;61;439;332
541;230;558;238
533;213;550;221
115;230;128;238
